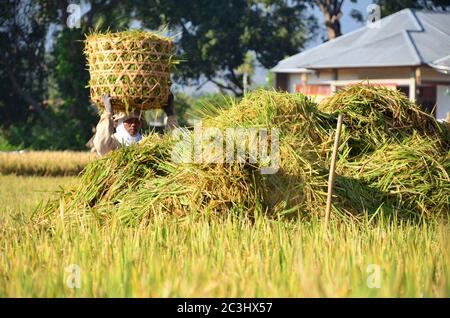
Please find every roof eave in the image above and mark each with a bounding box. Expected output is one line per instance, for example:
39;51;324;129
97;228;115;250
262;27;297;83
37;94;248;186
272;63;424;73
271;67;315;73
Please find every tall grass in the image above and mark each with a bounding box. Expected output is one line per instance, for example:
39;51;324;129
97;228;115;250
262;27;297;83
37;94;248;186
0;176;448;297
0;151;96;176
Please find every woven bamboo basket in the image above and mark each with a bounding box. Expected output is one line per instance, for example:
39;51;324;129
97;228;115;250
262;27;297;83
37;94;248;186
84;31;175;111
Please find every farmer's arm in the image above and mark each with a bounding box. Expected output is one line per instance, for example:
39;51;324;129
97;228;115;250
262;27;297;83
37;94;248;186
163;92;179;132
93;95;119;156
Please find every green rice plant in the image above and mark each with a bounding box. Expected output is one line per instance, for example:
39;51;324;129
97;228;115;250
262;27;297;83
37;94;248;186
337;133;449;217
319;84;450;153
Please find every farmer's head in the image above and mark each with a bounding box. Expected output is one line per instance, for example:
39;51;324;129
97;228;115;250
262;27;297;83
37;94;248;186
113;111;147;137
123;117;141;136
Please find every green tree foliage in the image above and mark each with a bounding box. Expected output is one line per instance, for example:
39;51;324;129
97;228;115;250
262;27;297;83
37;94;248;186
375;0;450;16
53;28;96;147
312;0;358;40
1;0;316;149
0;0;56;126
136;0;317;95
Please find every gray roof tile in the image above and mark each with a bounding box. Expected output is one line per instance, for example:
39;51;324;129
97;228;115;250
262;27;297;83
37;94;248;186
272;9;450;72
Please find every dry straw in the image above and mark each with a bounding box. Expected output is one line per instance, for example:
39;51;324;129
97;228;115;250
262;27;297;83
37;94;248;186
84;30;176;111
0;151;96;176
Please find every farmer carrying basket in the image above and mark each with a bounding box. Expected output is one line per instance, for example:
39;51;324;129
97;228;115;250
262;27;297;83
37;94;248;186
84;30;179;156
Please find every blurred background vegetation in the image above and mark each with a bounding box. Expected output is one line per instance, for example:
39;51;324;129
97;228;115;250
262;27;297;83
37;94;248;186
1;0;448;150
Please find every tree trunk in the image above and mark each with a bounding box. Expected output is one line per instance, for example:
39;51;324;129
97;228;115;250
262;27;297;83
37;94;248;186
323;10;342;40
315;0;344;41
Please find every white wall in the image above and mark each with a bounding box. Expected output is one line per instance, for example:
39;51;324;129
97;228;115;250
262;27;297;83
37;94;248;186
436;85;450;121
287;74;302;93
339;67;410;80
286;70;335;93
309;70;335;84
287;67;413;91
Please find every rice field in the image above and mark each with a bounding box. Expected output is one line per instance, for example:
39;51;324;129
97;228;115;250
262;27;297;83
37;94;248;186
0;175;448;297
0;151;96;176
1;86;449;298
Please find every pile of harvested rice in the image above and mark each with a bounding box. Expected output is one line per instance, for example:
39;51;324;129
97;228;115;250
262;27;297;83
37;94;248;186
34;84;449;227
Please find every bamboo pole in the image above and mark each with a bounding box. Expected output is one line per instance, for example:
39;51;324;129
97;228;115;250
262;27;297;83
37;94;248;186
324;113;344;231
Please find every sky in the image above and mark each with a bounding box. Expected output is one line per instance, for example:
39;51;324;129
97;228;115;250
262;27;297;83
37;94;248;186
178;0;374;95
